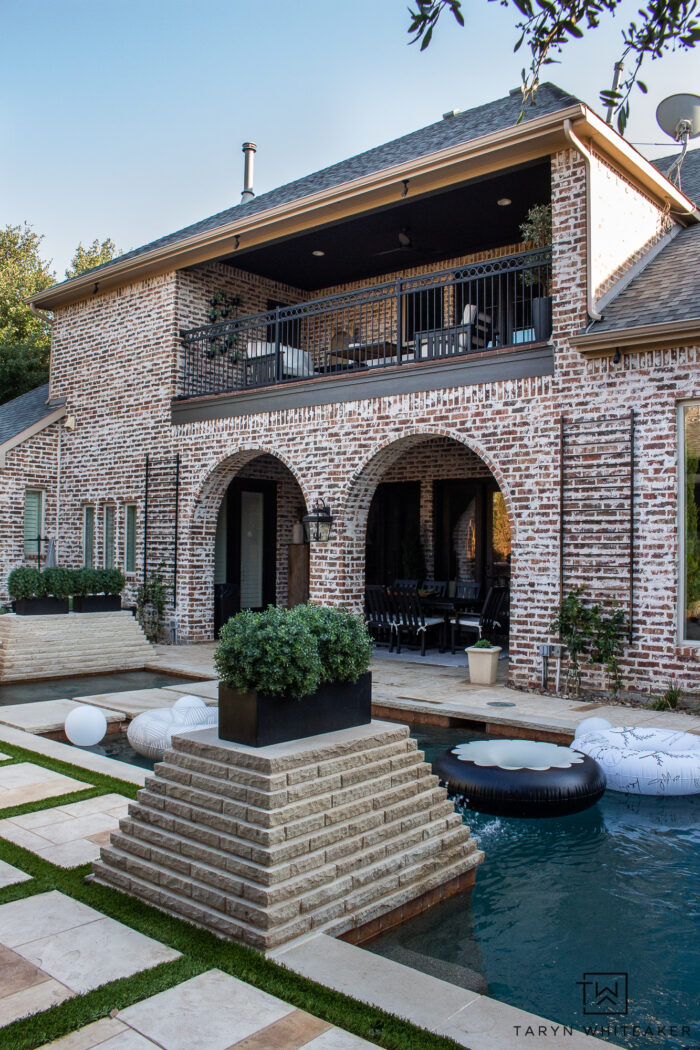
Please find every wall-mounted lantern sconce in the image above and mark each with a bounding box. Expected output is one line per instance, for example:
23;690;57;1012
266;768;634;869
302;498;334;543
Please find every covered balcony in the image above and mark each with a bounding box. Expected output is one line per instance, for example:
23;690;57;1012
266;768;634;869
173;157;554;416
178;247;551;401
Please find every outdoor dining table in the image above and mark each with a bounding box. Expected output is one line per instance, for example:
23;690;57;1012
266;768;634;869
419;594;481;652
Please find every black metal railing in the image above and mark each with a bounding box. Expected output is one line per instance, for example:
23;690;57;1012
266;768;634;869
178;248;551;400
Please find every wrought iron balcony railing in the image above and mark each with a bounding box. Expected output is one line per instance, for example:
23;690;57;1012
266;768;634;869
178;248;552;400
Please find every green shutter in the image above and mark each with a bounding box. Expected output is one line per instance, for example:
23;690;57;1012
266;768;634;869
104;506;115;569
84;506;95;568
24;490;43;556
125;505;137;574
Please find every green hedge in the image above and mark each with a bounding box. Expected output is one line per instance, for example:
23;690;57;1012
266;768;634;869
7;566;125;600
215;603;372;698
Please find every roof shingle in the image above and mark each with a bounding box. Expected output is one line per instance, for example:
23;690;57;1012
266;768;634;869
0;384;65;445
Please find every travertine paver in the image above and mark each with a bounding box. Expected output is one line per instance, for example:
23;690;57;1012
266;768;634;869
0;763;91;810
78;688;185;718
0;891;179;1026
36;971;377;1048
0;794;130;867
0;858;30;888
0;700;125;735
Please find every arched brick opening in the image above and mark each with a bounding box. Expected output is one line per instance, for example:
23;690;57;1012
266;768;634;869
180;446;309;640
316;429;516;650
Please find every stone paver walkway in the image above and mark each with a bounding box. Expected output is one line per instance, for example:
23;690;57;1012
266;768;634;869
37;970;375;1049
0;891;179;1026
0;763;91;809
0;794;130;867
0;700;124;735
0;858;30;888
150;643;700;741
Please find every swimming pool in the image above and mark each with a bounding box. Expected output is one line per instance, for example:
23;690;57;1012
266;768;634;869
368;724;700;1050
0;670;205;706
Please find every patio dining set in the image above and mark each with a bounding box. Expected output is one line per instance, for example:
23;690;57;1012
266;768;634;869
365;579;509;657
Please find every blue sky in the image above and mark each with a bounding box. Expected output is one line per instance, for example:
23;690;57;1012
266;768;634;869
2;0;697;276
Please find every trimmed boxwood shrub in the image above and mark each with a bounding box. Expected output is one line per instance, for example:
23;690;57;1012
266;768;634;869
102;568;126;595
215;604;372;699
215;606;323;699
294;604;373;684
42;566;74;600
7;567;42;601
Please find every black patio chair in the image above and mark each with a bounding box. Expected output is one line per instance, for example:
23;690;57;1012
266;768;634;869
393;579;419;592
365;585;394;647
389;589;444;656
420;579;448;598
454;579;481;607
450;586;509;653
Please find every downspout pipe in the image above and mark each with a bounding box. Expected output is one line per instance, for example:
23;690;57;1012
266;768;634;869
29;302;55;326
563;119;603;323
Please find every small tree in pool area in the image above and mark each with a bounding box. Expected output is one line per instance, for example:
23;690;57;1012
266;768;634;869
551;587;627;697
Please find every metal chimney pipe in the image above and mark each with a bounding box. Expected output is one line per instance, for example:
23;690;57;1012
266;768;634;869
241;142;257;202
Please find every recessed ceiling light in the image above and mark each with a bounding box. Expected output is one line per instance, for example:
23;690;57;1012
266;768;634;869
497;197;512;207
312;249;325;257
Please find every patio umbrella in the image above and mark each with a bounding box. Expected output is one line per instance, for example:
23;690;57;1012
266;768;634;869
44;537;56;568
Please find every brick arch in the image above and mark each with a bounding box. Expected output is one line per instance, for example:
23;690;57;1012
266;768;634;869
180;445;309;640
340;427;516;543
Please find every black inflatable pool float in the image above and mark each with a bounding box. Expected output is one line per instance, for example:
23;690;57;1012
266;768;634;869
433;739;606;818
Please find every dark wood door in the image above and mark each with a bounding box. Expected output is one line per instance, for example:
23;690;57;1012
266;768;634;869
365;481;423;586
433;478;497;584
215;479;277;635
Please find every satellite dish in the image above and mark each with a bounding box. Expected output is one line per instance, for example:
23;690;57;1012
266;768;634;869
656;93;700;142
655;93;700;191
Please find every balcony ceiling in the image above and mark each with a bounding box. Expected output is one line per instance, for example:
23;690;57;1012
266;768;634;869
219;160;550;291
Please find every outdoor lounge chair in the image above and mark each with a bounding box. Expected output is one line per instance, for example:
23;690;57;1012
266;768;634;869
450;585;508;653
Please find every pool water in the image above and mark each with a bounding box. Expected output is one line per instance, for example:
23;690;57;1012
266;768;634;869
368;724;700;1050
0;670;204;706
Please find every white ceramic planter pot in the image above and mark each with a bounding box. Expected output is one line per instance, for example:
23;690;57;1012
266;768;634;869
466;645;502;685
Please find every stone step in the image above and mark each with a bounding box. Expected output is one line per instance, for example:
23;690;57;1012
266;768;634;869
151;750;431;827
169;721;411;775
94;835;479;953
166;734;420;790
138;770;446;852
112;802;467;909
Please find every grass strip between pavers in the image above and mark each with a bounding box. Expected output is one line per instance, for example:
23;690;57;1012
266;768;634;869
0;742;467;1050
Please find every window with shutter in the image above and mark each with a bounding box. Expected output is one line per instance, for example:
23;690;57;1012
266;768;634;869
104;505;116;569
84;506;95;568
24;490;44;556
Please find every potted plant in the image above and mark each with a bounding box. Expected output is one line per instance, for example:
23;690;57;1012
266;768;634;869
466;637;502;685
9;566;70;615
72;568;124;612
519;203;552;342
215;604;373;747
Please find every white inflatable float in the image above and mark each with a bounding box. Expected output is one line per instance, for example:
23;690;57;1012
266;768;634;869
127;695;217;762
574;717;700;796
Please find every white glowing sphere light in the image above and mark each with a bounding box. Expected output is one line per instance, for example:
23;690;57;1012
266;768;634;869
65;705;108;747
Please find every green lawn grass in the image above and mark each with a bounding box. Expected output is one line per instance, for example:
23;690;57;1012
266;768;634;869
0;739;466;1050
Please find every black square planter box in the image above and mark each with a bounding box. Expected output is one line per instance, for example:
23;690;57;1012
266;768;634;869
13;598;69;615
218;671;372;748
73;595;122;613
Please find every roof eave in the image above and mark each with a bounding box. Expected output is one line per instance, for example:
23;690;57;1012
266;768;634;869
572;318;700;357
29;101;696;312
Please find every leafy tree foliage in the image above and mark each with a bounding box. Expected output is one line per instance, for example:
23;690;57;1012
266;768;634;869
0;223;54;405
65;237;119;279
408;0;700;134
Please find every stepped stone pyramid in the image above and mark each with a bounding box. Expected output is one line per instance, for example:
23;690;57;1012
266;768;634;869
0;611;154;682
94;721;483;950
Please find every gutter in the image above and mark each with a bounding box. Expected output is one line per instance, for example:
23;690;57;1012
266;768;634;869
563;119;602;323
29;302;54;326
29;104;696;313
571;317;700;357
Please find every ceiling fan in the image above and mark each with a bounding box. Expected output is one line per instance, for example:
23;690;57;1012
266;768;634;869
374;226;414;256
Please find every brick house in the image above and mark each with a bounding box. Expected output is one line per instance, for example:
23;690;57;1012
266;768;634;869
3;82;700;695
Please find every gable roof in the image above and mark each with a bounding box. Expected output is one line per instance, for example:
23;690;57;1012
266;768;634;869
651;147;700;207
0;384;66;446
63;83;581;279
